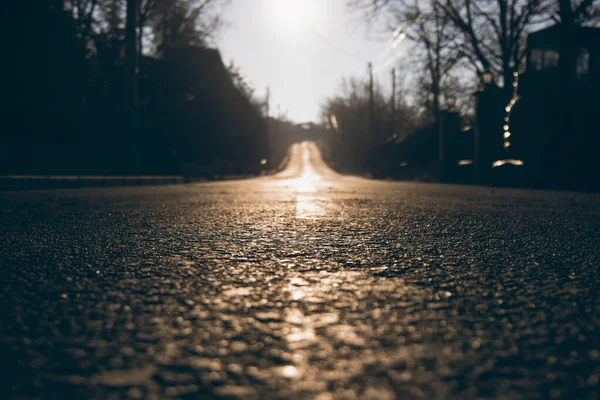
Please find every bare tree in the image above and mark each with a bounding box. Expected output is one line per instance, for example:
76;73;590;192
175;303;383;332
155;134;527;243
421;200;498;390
146;0;225;56
437;0;552;91
322;75;419;170
97;0;125;39
62;0;99;52
351;0;553;92
399;1;461;134
139;0;156;55
553;0;599;25
68;0;227;58
350;0;463;139
227;60;256;100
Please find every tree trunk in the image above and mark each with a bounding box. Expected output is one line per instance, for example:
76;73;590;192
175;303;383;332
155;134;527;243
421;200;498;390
126;0;140;172
558;0;576;98
138;18;144;61
432;81;443;164
557;0;577;185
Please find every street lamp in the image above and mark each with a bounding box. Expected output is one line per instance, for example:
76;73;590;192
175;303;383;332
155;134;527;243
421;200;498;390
482;70;494;85
446;95;456;110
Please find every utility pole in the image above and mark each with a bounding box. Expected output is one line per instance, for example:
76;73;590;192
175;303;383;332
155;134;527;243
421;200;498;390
265;86;270;119
368;62;374;142
125;0;140;173
265;86;271;166
391;68;396;137
391;68;396;116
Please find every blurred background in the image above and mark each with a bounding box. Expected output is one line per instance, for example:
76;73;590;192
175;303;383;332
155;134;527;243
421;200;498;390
4;0;600;191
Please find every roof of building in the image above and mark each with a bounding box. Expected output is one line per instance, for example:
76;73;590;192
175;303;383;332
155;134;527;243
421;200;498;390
528;24;600;51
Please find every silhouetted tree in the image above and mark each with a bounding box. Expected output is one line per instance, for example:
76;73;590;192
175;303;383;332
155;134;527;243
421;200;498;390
98;0;125;39
350;0;467;147
147;0;224;56
4;1;251;176
227;60;256;97
352;0;553;92
322;76;417;172
402;1;460;145
438;0;553;92
62;0;99;51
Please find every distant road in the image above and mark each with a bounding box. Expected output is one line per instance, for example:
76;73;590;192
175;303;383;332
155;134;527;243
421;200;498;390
1;142;599;399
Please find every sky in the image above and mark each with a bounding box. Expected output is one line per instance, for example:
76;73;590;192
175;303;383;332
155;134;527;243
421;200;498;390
217;0;410;123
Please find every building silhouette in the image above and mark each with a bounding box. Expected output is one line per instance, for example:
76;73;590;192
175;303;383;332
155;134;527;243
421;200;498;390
510;24;600;190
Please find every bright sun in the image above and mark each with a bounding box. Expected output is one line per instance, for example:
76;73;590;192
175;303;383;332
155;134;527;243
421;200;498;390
268;0;321;33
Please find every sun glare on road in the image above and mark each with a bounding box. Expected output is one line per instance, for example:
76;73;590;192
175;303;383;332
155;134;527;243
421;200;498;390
292;143;320;193
290;142;326;219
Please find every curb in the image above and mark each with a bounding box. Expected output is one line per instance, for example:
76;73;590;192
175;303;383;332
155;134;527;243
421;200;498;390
0;175;184;191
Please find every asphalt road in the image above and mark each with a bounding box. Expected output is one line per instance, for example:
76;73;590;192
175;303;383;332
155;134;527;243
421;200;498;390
1;142;599;399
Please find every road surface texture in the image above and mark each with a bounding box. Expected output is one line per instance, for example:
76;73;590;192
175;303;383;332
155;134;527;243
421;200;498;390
1;142;599;399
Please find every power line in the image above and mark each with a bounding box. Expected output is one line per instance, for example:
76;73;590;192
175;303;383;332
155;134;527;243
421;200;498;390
311;31;369;62
310;28;413;75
